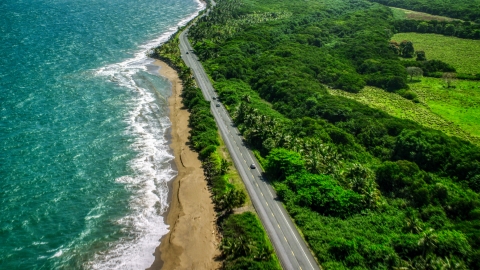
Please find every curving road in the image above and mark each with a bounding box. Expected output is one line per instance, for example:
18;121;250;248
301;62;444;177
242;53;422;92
176;12;321;270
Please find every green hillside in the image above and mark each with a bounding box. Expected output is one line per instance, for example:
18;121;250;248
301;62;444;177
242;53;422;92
185;0;480;268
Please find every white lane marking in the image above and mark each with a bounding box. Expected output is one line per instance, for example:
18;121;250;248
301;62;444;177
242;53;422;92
266;186;274;197
276;204;316;270
182;34;317;270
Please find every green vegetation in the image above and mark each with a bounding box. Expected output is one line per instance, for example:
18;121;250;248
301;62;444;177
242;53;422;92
410;78;480;139
187;0;480;268
329;85;480;146
368;0;480;23
383;2;480;41
393;33;480;74
151;29;280;269
218;136;252;207
221;212;280;270
393;18;480;40
390;7;456;22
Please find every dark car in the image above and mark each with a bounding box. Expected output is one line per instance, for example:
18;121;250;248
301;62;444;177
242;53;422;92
250;164;256;169
216;103;220;107
186;51;189;54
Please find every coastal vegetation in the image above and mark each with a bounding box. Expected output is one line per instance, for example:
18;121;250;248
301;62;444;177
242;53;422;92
151;29;281;269
185;0;480;268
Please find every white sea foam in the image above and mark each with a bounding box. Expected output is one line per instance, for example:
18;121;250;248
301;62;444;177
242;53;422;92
52;250;63;258
87;0;205;269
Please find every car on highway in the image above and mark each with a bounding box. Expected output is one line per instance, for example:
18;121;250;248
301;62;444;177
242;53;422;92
216;103;220;107
250;164;256;169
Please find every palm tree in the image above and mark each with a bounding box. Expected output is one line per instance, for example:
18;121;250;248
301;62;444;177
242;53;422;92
220;158;230;175
437;256;468;270
220;235;257;259
404;208;424;234
418;228;438;257
393;258;414;270
253;246;273;261
218;189;246;214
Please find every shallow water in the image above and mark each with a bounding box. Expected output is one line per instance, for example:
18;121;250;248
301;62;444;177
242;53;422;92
0;0;203;268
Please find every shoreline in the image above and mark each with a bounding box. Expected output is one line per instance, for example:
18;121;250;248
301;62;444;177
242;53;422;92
148;60;220;270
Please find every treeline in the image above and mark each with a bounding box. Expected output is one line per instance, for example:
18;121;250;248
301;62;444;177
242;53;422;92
368;0;480;23
400;59;480;81
151;30;280;269
188;0;480;268
394;20;480;40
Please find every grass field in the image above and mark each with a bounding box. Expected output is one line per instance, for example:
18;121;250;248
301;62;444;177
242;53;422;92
329;80;480;146
392;33;480;74
390;7;456;22
409;77;480;139
217;131;253;208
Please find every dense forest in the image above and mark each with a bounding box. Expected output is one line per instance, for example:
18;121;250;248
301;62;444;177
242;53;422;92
394;19;480;40
184;0;480;268
368;0;480;23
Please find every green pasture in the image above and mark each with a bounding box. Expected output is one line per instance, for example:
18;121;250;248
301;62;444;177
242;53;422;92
392;33;480;74
329;79;480;145
410;77;480;139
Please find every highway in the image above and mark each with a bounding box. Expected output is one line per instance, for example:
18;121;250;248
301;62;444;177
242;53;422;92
176;13;321;270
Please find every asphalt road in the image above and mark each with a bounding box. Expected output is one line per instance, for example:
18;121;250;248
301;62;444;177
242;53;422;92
177;17;321;270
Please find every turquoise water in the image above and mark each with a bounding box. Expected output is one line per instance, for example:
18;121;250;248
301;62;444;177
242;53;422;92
0;0;203;268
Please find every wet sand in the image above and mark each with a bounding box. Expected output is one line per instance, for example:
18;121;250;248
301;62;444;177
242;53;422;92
147;60;220;270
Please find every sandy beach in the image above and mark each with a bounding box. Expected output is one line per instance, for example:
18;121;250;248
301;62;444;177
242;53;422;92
148;60;220;270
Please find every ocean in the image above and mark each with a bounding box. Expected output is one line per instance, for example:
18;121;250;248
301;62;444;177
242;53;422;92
0;0;203;268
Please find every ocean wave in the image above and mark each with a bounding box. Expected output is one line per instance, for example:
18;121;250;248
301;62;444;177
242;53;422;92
85;0;206;269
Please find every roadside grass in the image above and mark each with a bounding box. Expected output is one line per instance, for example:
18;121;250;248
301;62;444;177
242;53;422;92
389;7;457;22
328;81;480;146
392;33;480;74
217;131;253;208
